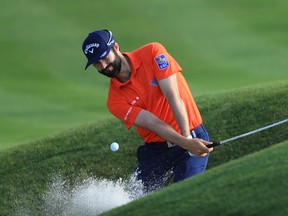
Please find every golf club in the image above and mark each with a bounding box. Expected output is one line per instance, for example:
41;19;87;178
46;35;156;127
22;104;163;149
207;118;288;148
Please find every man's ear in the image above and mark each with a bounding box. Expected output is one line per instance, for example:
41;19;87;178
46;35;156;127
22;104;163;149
113;42;120;52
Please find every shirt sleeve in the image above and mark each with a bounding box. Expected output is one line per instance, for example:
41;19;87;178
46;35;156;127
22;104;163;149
106;87;142;129
151;42;182;81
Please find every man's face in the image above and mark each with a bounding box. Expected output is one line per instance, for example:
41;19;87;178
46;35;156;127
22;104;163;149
92;48;122;78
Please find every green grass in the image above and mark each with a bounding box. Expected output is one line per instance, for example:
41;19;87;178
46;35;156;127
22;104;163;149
0;82;287;215
1;0;288;148
100;141;288;216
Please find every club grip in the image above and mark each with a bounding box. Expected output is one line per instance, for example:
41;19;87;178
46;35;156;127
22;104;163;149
206;141;221;148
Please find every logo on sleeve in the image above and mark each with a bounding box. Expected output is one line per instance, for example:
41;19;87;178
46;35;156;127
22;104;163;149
154;54;169;70
150;77;158;86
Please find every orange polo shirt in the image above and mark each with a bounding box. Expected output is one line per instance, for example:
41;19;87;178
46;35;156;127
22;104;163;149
107;42;202;143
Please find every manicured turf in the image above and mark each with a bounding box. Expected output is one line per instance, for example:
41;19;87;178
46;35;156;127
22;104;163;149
1;0;287;148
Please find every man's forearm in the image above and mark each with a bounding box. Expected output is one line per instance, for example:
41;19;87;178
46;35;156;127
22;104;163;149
134;109;190;148
134;109;211;156
169;98;190;137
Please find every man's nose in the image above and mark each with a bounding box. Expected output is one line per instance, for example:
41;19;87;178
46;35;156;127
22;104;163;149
93;60;107;70
98;60;107;69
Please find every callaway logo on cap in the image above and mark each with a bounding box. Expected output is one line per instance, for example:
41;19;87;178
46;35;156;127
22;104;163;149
82;29;116;70
84;43;99;54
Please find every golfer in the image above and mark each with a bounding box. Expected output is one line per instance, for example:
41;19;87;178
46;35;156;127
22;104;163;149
82;29;213;194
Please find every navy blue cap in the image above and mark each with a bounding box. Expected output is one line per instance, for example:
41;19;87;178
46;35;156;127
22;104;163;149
82;30;116;70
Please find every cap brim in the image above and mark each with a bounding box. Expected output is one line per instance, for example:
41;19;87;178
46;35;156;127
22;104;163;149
84;49;111;70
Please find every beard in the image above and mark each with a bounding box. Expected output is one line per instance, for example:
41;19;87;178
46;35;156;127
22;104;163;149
99;50;122;78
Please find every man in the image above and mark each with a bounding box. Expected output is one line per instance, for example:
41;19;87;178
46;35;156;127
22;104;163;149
82;29;213;194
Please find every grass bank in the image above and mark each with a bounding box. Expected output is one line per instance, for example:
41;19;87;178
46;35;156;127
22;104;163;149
101;140;288;216
0;81;287;215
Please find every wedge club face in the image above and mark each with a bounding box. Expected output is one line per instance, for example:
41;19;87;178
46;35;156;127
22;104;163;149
206;118;288;148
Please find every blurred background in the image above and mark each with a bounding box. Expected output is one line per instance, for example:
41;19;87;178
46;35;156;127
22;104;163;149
1;0;287;149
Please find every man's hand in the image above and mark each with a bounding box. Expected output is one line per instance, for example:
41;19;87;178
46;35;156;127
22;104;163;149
186;138;213;157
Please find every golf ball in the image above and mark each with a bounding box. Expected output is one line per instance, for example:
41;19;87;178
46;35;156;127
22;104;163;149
110;142;119;152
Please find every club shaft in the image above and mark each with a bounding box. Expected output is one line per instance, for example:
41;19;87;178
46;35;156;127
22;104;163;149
206;118;288;148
